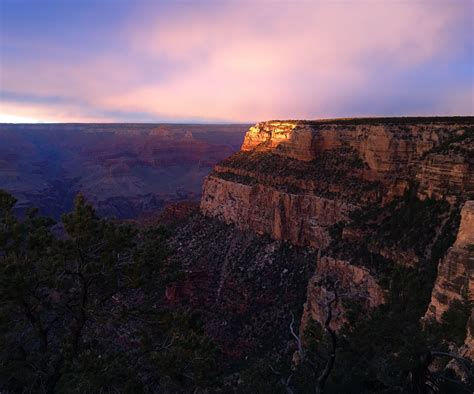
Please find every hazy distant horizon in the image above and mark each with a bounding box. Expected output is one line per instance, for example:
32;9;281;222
1;115;474;126
0;121;254;126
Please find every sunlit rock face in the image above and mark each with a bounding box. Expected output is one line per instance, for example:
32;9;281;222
301;256;385;332
201;175;353;249
241;121;313;161
202;118;473;248
240;120;471;178
425;200;474;321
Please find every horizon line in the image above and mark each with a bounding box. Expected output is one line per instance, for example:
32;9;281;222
1;114;473;126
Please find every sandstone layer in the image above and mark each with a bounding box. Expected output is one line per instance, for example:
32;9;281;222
201;176;353;249
424;201;474;321
202;118;473;249
241;120;470;177
301;256;385;332
192;117;474;387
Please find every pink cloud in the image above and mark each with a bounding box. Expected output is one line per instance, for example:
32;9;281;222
1;1;472;122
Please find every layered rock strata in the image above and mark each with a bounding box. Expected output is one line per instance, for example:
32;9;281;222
424;200;473;321
193;117;474;381
301;256;385;332
201;176;353;249
202;118;473;249
424;200;474;361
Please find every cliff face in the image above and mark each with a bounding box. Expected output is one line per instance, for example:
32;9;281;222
200;117;473;340
425;200;474;321
241;120;468;175
417;154;474;201
423;200;474;361
301;256;385;332
201;176;353;248
162;117;474;390
202;118;473;249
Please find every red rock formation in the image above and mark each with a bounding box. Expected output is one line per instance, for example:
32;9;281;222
301;256;385;332
424;201;473;321
201;175;353;248
416;154;473;201
424;200;473;359
241;120;468;176
202;118;473;249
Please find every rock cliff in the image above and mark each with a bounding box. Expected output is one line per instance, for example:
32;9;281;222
200;116;473;347
202;118;473;248
425;200;474;321
201;176;353;249
301;255;385;332
424;200;474;360
165;117;474;390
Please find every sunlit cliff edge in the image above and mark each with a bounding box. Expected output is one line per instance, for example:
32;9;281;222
200;116;473;360
202;117;473;247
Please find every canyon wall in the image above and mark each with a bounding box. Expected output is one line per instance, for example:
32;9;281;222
202;118;473;249
424;200;473;320
241;120;466;175
424;200;474;360
199;117;473;363
201;176;353;249
301;255;385;332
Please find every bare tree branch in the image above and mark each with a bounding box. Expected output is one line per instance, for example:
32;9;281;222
430;351;473;378
290;311;305;362
315;282;339;394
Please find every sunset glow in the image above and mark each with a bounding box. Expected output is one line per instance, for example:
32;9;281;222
1;0;473;123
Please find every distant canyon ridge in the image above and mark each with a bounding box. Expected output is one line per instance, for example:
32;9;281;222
0;123;249;219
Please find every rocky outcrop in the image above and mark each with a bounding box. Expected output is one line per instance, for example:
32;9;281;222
241;120;470;177
201;175;353;248
416;154;473;201
202;118;473;249
462;311;474;360
242;122;313;161
424;200;474;321
301;256;385;332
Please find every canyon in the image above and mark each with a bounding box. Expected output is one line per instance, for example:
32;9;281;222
0;123;248;219
1;117;472;391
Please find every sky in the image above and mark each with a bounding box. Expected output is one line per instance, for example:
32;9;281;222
0;0;472;123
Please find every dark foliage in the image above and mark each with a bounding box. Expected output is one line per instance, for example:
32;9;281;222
0;190;220;393
0;186;471;393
